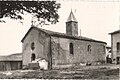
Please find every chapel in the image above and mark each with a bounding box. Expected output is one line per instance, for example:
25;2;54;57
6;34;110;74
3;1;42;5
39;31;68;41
21;11;106;69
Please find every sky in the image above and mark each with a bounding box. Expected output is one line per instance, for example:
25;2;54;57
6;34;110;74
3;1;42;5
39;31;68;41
0;1;120;55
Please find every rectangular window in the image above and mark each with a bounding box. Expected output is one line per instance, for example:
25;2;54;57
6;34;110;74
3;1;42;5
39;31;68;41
102;45;106;54
70;43;74;55
117;42;120;52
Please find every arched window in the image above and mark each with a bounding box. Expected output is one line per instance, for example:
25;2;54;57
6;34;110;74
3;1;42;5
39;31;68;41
70;43;74;55
31;42;35;50
31;53;36;61
87;45;91;52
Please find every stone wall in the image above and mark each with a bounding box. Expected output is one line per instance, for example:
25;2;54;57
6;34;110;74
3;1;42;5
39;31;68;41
22;28;50;67
51;36;106;69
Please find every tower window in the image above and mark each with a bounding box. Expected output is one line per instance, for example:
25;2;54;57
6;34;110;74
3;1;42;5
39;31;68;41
74;23;76;26
87;45;91;52
70;43;74;55
67;23;70;26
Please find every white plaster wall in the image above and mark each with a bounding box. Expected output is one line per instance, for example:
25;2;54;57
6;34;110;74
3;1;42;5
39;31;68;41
111;33;120;60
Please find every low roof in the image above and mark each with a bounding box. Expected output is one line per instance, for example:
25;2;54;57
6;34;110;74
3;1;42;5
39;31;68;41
106;46;111;49
109;30;120;35
0;53;22;61
21;26;106;44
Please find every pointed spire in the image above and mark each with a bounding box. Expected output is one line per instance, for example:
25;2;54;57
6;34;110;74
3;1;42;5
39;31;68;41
67;11;77;22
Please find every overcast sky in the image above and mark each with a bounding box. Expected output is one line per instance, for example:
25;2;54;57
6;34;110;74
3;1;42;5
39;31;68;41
0;1;120;55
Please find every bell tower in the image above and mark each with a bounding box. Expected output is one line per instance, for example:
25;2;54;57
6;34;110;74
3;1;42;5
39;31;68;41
66;11;78;36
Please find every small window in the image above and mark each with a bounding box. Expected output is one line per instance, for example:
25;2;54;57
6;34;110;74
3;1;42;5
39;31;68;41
117;42;120;52
87;45;91;52
103;46;106;54
74;23;76;26
31;53;36;61
31;42;35;50
70;43;74;55
67;23;70;26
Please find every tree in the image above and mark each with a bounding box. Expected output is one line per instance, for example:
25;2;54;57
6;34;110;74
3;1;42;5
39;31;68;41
0;1;60;25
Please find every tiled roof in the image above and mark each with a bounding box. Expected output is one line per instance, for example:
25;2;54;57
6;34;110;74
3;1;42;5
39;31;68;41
109;30;120;34
67;11;77;22
21;26;106;44
0;53;22;61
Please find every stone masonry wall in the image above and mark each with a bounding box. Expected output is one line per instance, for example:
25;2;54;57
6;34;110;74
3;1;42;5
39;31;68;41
51;36;106;69
22;28;50;67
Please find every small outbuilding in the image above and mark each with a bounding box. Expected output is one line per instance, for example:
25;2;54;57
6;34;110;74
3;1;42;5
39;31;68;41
0;53;22;71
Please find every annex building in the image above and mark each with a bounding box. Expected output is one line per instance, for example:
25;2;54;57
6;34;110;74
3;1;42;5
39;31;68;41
109;30;120;64
0;53;22;71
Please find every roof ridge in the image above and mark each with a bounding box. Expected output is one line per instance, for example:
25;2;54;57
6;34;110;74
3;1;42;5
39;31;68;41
21;27;106;44
109;29;120;34
35;27;106;44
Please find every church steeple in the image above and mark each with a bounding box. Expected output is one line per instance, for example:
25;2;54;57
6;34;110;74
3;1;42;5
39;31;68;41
67;11;77;22
66;11;78;36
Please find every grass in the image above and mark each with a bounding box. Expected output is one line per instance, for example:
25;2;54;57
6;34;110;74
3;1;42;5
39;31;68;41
0;67;119;79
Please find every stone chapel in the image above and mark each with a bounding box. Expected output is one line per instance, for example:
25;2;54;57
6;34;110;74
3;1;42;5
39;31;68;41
21;11;106;69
